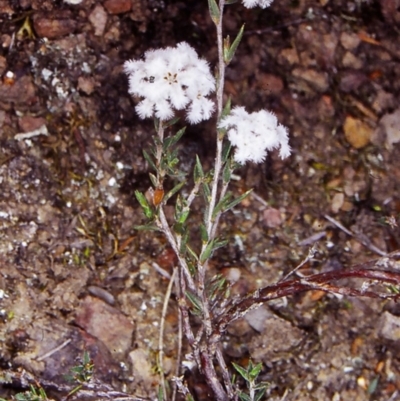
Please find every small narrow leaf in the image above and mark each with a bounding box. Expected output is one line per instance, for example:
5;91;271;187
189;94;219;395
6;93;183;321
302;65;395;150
185;291;202;313
223;35;231;65
222;141;232;163
225;24;245;64
238;394;251;401
222;161;232;184
221;97;232;120
164;180;186;203
194;155;205;182
255;388;267;401
134;190;154;219
232;362;249;381
208;0;220;24
200;224;208;243
163;116;180;129
163;127;186;150
143;149;157;172
200;240;214;264
213;192;233;216
202;181;211;200
249;362;262;380
223;189;252;213
149;173;157;188
177;209;190;224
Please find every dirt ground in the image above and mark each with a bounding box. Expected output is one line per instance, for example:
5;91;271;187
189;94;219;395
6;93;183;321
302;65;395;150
1;0;400;400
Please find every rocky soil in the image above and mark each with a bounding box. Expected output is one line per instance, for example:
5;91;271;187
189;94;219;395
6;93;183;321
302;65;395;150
0;0;400;400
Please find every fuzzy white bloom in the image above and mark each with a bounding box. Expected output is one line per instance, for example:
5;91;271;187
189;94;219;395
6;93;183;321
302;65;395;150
242;0;273;8
218;107;291;164
124;42;215;123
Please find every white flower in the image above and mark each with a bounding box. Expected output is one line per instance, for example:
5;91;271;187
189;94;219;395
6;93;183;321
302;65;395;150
218;107;291;164
124;42;215;123
242;0;273;8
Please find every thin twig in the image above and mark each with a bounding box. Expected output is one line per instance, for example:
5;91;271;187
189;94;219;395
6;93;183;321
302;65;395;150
37;339;71;361
159;268;177;400
324;214;387;256
171;275;183;401
279;245;316;282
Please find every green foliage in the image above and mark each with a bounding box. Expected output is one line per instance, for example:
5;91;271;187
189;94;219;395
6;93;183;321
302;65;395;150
232;360;269;401
208;0;220;24
135;190;154;219
224;25;245;64
14;386;48;401
64;351;94;398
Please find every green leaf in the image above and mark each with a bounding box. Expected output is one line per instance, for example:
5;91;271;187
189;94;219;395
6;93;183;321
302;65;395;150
194;155;205;182
225;24;245;64
154;117;160;132
177;209;190;225
185;291;202;314
202;181;211;201
213;192;233;216
158;385;164;401
222;161;232;184
178;229;188;250
164;180;186;203
222;141;232;163
238;393;251;401
208;0;220;24
149;173;157;187
143;149;157;172
214;189;252;217
199;224;208;243
255;387;267;401
135;190;154;219
225;0;238;4
249;362;262;380
163;126;186;150
232;362;249;381
200;241;214;264
163;116;180;129
185;245;199;263
220;97;232;121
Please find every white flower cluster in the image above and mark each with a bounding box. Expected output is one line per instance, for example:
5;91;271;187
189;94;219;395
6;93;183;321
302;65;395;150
242;0;273;8
124;42;215;124
218;107;291;164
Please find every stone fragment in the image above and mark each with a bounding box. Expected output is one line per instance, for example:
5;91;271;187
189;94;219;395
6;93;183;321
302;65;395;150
248;309;304;362
0;75;36;106
262;207;283;228
75;296;134;358
18;116;47;132
331;192;344;214
343;116;373;149
342;51;363;69
89;4;107;36
78;76;95;95
379;311;400;341
129;349;157;391
339;70;367;93
256;73;284;95
340;32;361;50
278;48;300;66
33;16;77;39
377;108;400;149
292;68;329;92
104;0;131;14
